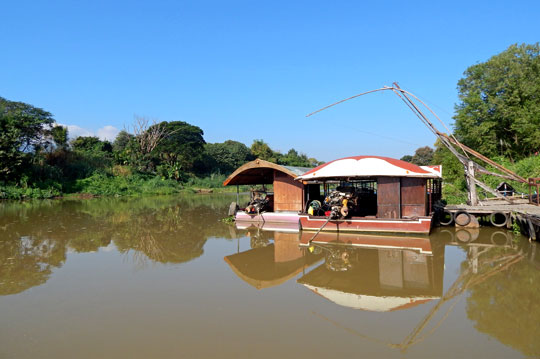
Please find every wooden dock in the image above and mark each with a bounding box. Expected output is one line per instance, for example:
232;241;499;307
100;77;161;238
441;198;540;240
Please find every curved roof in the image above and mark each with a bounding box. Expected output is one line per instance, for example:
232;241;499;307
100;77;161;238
223;159;312;186
295;156;441;180
223;245;316;289
301;285;438;312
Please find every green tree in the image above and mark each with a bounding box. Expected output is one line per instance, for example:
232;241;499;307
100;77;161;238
71;136;113;153
50;125;68;149
112;130;135;165
66;136;113;178
0;97;55;181
411;146;434;166
250;139;274;161
204;140;254;174
151;121;205;179
278;148;315;167
400;155;413;163
112;130;134;153
454;43;540;160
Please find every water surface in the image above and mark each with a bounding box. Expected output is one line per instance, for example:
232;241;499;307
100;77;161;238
1;195;539;358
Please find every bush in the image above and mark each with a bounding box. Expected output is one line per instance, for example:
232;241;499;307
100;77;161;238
71;173;187;196
0;184;61;199
184;173;227;189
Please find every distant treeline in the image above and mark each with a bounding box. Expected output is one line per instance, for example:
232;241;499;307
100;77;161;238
0;99;322;199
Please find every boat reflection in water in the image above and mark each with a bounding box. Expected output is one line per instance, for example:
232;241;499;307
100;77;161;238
298;232;444;312
298;228;535;354
224;223;322;289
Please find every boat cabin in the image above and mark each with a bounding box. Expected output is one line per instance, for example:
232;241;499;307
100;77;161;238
296;156;442;234
223;159;312;223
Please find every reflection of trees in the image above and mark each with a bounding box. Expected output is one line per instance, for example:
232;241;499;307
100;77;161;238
0;236;65;295
0;202;69;295
113;204;208;265
0;194;242;294
112;195;239;265
436;228;540;357
465;242;540;357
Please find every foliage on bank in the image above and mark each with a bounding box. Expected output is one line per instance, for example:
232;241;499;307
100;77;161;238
0;99;322;199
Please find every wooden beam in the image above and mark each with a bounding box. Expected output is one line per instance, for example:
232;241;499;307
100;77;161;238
440;133;526;183
471;177;513;204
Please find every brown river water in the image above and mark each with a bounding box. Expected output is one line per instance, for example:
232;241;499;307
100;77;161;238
1;194;539;358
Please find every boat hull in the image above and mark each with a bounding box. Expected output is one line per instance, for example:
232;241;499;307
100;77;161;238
299;215;432;234
235;211;300;225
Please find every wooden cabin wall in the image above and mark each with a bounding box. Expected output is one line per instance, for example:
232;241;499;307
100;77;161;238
377;177;401;218
273;172;304;211
273;232;303;263
401;177;427;217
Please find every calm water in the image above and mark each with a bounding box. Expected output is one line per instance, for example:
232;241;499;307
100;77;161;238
1;195;539;359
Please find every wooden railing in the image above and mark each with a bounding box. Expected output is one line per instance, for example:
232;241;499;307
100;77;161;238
529;178;540;205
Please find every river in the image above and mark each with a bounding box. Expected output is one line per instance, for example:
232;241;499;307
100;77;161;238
0;194;539;358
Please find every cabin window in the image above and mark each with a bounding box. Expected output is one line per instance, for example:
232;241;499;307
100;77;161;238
427;179;442;214
336;180;377;217
305;179;377;217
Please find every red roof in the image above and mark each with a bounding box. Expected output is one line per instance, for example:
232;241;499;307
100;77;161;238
297;156;440;180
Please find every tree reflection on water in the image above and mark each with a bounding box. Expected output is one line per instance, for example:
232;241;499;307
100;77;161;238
0;194;242;294
464;236;540;357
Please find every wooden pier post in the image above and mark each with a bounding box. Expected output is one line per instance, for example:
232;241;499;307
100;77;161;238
467;161;478;206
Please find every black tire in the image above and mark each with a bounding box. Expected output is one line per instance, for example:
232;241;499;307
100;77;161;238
490;212;508;227
439;210;454;226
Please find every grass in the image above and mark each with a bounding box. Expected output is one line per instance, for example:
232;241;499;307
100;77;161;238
0;172;248;200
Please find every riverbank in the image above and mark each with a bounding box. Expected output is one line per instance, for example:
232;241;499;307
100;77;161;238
0;173;245;200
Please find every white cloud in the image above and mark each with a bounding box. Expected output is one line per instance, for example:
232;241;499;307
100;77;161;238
59;124;120;142
62;124;94;139
97;125;120;141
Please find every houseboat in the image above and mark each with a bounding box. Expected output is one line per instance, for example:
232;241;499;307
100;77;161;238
295;156;442;235
223;159;311;225
297;236;444;311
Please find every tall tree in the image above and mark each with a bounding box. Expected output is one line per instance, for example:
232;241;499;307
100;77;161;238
0;97;55;181
204;140;253;174
250;139;274;161
50;125;68;149
112;130;134;153
278;148;317;167
454;43;540;160
71;136;112;153
151;121;205;177
411;146;434;166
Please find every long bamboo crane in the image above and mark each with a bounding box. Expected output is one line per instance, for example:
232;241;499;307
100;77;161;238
306;83;526;205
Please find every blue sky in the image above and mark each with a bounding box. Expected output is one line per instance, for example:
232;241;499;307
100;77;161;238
1;0;539;161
